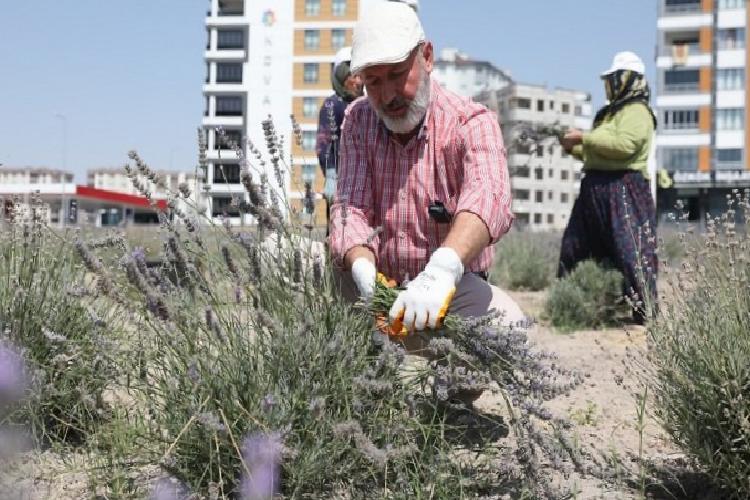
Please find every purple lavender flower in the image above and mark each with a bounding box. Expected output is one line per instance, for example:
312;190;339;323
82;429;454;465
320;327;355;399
151;477;191;500
0;344;27;404
240;432;283;500
261;394;275;414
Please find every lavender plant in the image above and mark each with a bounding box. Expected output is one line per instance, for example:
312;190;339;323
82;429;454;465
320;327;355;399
544;259;625;332
642;191;750;497
0;200;122;444
491;229;561;291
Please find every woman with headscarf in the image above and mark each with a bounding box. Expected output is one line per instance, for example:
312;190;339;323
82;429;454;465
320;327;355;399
315;46;364;225
559;51;658;323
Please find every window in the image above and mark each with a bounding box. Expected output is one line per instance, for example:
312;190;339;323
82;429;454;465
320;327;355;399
662;109;699;130
302;130;316;151
216;63;243;83
717;68;745;90
561;193;569;203
665;0;701;13
332;0;347;16
664;69;700;91
302;164;316;183
547;214;554;224
303;63;319;83
535;191;543;203
513;98;531;109
537;100;545;112
574;105;583;116
547;190;553;200
716;108;744;130
561;170;569;180
513;189;530;201
548;169;554;178
212;196;241;217
304;30;320;50
717;148;743;168
663;147;698;171
217;30;245;49
303;97;318;118
516;213;530;225
305;0;321;16
718;0;745;8
215;96;243;116
514;166;530;178
719;28;746;49
533;213;542;224
536;144;544;157
534;168;543;180
549;101;555;110
214;129;242;150
331;29;347;50
561;103;571;114
213;164;241;184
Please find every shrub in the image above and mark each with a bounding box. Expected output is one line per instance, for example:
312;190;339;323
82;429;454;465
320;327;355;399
491;230;560;291
645;197;750;497
0;204;122;444
544;260;624;331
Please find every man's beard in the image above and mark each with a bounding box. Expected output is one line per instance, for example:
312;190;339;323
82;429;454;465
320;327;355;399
372;69;431;134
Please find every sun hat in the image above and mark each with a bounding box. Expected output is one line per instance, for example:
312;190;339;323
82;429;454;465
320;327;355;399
350;1;425;74
601;51;646;77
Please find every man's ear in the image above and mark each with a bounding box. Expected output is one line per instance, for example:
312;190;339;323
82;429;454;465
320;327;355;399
421;41;434;73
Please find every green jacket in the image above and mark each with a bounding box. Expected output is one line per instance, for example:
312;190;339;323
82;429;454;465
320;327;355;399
571;102;654;179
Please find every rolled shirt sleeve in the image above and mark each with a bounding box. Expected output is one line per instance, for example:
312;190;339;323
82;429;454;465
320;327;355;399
454;109;514;244
328;104;380;267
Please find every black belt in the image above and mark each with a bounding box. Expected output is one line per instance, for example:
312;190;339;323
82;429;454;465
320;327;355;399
472;271;488;281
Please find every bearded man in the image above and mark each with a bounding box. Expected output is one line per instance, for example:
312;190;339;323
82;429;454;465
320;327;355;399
329;1;521;334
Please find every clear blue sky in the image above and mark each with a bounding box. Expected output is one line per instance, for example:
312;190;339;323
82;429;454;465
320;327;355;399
0;1;657;181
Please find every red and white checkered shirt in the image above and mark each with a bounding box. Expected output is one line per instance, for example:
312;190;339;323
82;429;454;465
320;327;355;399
329;79;513;283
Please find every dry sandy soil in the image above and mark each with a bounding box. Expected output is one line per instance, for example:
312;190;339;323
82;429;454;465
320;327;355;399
0;290;725;500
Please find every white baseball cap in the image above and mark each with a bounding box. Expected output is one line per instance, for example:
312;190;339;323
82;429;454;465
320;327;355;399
350;1;426;74
601;51;645;77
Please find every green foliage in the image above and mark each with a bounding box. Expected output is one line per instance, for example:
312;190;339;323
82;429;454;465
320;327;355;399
544;260;624;332
491;230;560;291
0;212;121;444
646;201;750;498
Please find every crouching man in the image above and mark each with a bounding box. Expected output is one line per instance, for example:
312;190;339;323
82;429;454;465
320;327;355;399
328;1;523;337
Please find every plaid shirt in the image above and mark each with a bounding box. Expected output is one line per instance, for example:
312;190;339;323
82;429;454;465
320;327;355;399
329;79;513;283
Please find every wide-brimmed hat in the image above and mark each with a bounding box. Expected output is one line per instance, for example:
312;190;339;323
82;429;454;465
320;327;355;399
601;51;645;77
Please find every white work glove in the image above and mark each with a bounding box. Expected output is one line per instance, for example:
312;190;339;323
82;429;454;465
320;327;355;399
389;247;464;331
351;257;376;301
323;168;337;201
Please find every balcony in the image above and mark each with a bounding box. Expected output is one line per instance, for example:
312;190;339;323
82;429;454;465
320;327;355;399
661;0;701;15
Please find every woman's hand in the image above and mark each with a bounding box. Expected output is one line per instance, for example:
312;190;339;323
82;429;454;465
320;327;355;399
561;129;584;152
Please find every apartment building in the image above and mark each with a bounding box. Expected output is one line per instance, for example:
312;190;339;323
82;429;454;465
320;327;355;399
203;0;387;226
656;0;750;221
432;48;512;98
477;84;593;231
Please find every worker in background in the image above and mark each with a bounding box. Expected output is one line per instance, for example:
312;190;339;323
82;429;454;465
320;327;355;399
315;46;363;227
559;51;658;324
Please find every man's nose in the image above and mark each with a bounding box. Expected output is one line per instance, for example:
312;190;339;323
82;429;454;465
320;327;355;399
381;84;398;107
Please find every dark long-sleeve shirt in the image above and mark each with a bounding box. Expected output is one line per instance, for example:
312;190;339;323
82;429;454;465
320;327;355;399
315;94;349;175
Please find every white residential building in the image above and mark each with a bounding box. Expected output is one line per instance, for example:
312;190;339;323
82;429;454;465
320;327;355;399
477;83;593;231
202;0;382;226
655;0;750;222
432;48;512;98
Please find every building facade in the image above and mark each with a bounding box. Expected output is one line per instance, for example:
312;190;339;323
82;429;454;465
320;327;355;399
203;0;383;226
432;48;512;98
478;84;593;231
656;0;750;221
